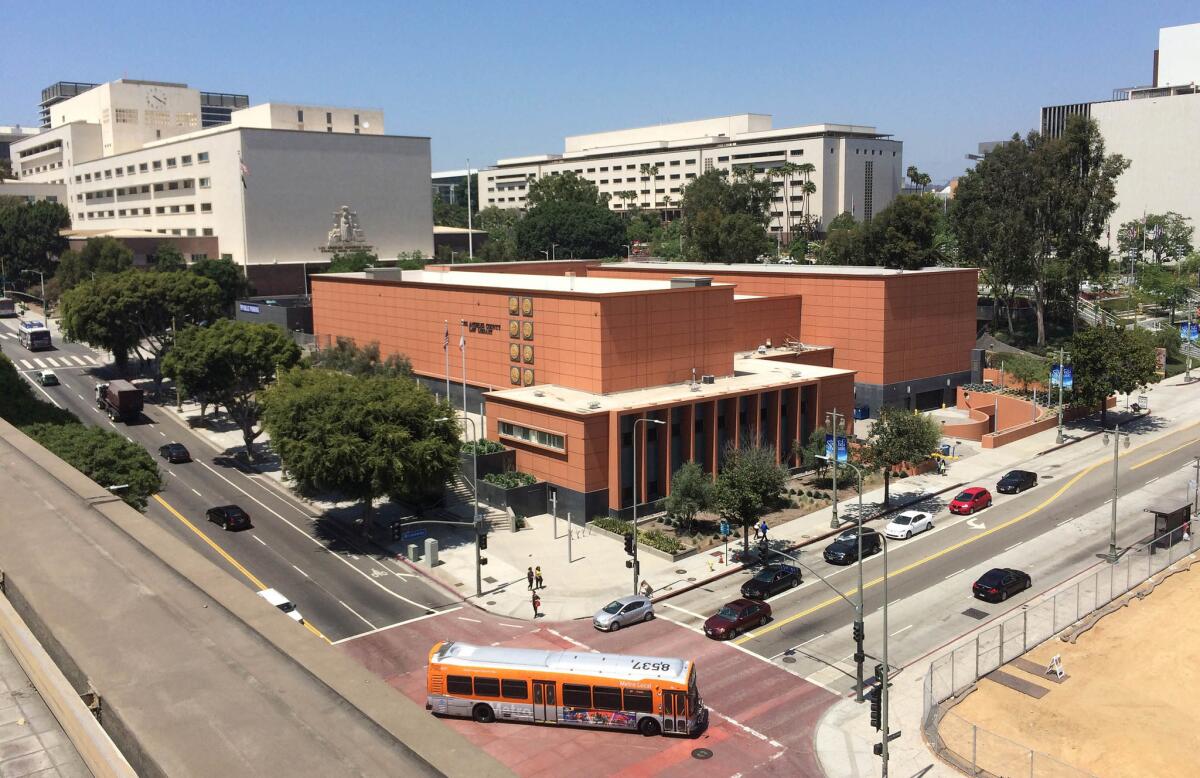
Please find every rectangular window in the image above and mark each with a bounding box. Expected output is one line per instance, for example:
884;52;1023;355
115;168;123;177
501;679;528;700
154;183;164;192
168;182;178;190
562;684;591;708
198;152;209;163
326;111;332;123
186;228;196;236
156;206;165;214
499;421;565;451
199;177;211;188
166;158;177;168
592;686;622;711
446;675;472;696
669;160;680;166
353;113;360;126
152;161;162;171
623;689;653;713
200;203;212;213
202;228;214;236
718;156;729;162
297;109;305;122
170;205;180;213
327;127;333;133
472;677;500;698
185;204;195;213
104;169;112;179
181;155;192;165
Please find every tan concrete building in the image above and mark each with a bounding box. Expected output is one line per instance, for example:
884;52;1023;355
479;114;904;236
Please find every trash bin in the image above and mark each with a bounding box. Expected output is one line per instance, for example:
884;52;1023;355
853;404;870;420
940;444;951;457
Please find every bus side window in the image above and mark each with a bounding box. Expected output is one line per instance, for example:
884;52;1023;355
446;675;473;695
623;689;653;713
502;679;528;700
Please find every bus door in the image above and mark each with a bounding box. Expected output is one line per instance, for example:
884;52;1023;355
663;690;688;734
532;680;557;723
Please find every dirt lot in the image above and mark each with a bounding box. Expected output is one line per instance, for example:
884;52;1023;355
946;562;1200;778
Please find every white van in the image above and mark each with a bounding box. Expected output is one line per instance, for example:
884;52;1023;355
257;588;304;624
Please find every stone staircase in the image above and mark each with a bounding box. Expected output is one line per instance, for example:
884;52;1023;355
443;473;511;532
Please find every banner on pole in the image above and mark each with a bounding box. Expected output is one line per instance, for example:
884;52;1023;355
825;434;849;463
1051;364;1073;390
1181;323;1199;342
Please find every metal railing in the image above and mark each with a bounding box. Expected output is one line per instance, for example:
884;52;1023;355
922;524;1197;777
1075;296;1119;328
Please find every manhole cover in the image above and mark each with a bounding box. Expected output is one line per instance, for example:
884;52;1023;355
962;607;989;620
782;656;797;664
801;534;811;539
1043;475;1054;480
675;569;688;574
691;748;713;760
453;582;464;587
483;576;498;584
486;601;497;606
687;577;697;582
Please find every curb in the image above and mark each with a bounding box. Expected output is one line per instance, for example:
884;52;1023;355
652;480;968;604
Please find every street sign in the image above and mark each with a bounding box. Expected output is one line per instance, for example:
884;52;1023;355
401;528;427;542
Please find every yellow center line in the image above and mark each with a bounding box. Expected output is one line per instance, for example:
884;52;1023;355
1130;437;1200;470
152;494;331;644
736;420;1200;645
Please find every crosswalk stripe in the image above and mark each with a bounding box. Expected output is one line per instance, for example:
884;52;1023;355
19;360;33;369
33;358;47;368
0;332;12;339
71;355;88;366
44;357;60;367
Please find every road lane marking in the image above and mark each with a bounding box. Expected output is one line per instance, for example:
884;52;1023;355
75;393;85;401
944;569;966;580
21;372;62;408
159;431;167;437
19;360;33;369
331;606;463;645
252;535;268;546
70;356;87;366
663;602;707;620
457;616;481;623
1005;542;1023;552
44;357;59;367
291;565;309;578
657;612;702;634
190;488;202;497
167;469;176;477
768;633;827;660
194;460;440;611
890;624;913;637
1145;476;1160;485
735;421;1200;646
33;358;46;368
497;623;524;629
151;494;331;643
1131;437;1200;470
1057;517;1074;526
336;599;375;629
107;420;116;428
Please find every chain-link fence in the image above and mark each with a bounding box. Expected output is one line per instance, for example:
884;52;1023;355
922;523;1197;777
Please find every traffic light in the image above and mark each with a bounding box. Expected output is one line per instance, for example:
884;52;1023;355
853;621;864;644
623;533;635;555
874;663;886;686
478;533;488;551
868;686;882;730
391;521;403;542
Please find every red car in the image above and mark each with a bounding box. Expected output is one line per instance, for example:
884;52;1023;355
948;487;992;515
703;599;771;640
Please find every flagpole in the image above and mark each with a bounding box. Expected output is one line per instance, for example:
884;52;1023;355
444;320;451;401
460;319;468;418
466;160;474;261
238;149;250;269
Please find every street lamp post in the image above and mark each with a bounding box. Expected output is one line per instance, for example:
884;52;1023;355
539;250;549;260
551;243;559;261
1055;347;1070;444
623;244;632;259
826;409;844;529
22;269;46;326
1101;424;1131;563
879;533;892;778
437;415;482;596
632;417;665;595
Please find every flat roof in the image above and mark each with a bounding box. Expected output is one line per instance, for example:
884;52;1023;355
605;261;973;277
487;356;853;414
433;641;689;685
318;268;734;296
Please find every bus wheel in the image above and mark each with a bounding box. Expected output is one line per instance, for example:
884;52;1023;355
472;704;495;724
638;717;662;737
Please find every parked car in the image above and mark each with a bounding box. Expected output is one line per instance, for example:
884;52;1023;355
948;487;992;515
884;510;934;539
37;370;58;386
740;564;802;599
823;528;882;565
703;599;771;639
972;568;1032;603
206;505;251;531
257;588;304;623
158;442;192;463
593;595;653;631
996;470;1038;494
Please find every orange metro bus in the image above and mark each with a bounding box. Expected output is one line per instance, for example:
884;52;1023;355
426;640;707;737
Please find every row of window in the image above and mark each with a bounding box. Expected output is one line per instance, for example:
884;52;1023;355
74;152;209;183
442;676;654;713
498;421;565;452
296;109;361;125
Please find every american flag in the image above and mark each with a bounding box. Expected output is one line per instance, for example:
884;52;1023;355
1152;224;1163;241
239;154;249;189
459;333;465;352
443;321;449;352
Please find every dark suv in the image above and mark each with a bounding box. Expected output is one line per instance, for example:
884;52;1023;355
823;528;882;565
740;564;801;599
206;505;251;531
996;470;1037;494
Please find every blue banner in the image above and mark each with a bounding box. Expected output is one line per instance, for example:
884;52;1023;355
826;433;849;463
1181;323;1199;343
1051;365;1074;390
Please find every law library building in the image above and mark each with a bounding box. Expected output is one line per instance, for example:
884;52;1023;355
311;260;977;519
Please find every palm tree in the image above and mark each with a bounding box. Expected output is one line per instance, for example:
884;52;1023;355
906;165;920;193
617;190;637;211
918;172;932;194
639;163;660;210
771;162;799;239
795;162;816;237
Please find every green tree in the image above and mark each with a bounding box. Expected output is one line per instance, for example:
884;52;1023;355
321;251;378;273
61;270;223;383
712;445;787;559
515;199;624;259
678;169;774;261
526;171;607;209
664;461;713;532
865;194;944;270
163;319;301;458
190;256;253;315
1117;212;1194;265
996;353;1050;391
0;200;70;281
453;174;479;215
474;206;521;261
638;163;660;209
794;424;829;476
433;195;468;228
151;241;187;272
55;236;135;292
1070;326;1158;425
307;337;412;378
260;369;461;533
818;214;867;265
860;407;942;506
719;213;771;263
22;423;162;510
1135;264;1192;320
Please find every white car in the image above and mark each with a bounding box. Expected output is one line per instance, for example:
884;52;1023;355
257;588;304;624
884;510;933;539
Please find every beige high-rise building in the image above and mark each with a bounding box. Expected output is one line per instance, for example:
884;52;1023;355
478;114;904;236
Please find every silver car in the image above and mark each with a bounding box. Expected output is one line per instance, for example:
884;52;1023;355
593;595;654;631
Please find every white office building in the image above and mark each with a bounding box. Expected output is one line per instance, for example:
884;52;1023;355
479;114;903;236
9;79;432;293
1040;22;1200;237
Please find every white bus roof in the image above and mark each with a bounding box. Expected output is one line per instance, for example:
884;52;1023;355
432;641;691;685
19;320;47;330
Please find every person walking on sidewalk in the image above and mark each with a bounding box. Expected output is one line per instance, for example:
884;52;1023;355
531;591;541;618
535;566;544;590
527;566;535;590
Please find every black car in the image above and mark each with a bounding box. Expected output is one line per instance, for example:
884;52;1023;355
972;568;1032;603
823;528;882;565
741;564;802;599
206;505;251;531
158;442;192;464
996;470;1037;494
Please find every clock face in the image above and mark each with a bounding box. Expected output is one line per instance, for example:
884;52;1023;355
145;88;167;107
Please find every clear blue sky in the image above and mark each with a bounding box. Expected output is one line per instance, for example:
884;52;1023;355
4;1;1195;181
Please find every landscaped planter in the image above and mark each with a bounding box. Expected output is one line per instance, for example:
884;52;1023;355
476;478;546;519
587;521;701;563
459;448;515;479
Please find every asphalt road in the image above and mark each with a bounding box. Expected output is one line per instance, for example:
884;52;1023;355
660;418;1200;695
1;318;461;642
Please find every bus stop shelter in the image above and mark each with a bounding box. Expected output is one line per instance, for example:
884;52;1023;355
1144;499;1192;552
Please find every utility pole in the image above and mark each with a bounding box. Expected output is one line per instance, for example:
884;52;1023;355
826;409;843;529
465;160;474;261
1192;456;1200;517
1102;424;1130;563
1055;348;1070;444
880;534;892;777
632;417;664;594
